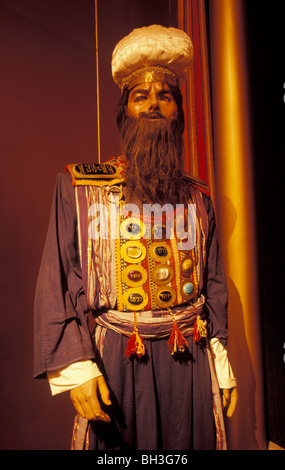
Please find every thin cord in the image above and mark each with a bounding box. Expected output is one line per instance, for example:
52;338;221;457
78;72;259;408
95;0;101;163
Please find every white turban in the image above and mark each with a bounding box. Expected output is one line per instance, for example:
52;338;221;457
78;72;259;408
112;25;194;92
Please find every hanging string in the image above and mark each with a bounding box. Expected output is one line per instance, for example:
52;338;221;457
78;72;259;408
94;0;101;163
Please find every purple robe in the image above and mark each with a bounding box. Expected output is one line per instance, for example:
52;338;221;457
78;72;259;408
34;171;228;450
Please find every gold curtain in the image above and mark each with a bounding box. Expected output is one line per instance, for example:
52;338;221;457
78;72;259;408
179;0;267;449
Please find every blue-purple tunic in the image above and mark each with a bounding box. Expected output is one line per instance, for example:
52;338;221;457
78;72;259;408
34;171;228;450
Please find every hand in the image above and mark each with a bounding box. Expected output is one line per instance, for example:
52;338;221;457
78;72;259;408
70;376;112;422
221;387;238;417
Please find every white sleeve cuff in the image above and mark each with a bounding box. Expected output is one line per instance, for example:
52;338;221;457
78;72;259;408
47;360;102;395
210;338;237;389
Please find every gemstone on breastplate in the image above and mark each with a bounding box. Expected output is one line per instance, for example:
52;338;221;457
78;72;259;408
126;222;140;234
155;286;176;308
159;291;172;302
149;242;171;262
121;241;146;263
155;246;168;257
181;280;195;300
128;270;143;282
128;292;143;305
120;217;146;239
181;256;194;277
122;287;148;311
151;264;174;285
127;246;142;259
122;265;147;287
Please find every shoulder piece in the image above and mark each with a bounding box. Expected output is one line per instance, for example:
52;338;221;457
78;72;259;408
65;161;125;187
183;172;210;196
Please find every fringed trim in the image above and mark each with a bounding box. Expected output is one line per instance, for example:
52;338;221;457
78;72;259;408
167;309;188;355
124;311;146;358
193;314;207;343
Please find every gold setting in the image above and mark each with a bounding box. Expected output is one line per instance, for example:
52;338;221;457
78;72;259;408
122;287;149;311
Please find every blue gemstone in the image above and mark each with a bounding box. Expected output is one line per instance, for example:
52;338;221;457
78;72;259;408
183;282;194;295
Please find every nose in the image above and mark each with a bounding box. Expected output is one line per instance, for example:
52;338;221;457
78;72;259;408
148;92;159;111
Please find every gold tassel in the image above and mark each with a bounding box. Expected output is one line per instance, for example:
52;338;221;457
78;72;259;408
193;315;207;343
167;309;188;355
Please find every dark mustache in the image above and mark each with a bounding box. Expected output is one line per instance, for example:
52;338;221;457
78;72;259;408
139;111;166;119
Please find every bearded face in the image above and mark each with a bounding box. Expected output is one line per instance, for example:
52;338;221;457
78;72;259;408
118;82;186;205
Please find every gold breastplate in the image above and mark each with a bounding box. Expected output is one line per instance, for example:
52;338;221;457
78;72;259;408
115;206;198;312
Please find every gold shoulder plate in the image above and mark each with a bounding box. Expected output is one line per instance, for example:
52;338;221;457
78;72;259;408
65;162;124;187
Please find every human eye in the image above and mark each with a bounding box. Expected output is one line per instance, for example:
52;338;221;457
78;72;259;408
160;93;171;102
134;93;147;102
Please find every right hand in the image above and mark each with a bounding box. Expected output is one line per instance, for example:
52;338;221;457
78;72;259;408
70;376;112;422
221;387;238;417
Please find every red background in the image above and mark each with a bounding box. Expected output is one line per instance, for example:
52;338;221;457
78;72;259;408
0;0;177;449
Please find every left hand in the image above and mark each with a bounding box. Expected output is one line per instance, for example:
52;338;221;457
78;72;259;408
221;387;238;417
70;376;112;422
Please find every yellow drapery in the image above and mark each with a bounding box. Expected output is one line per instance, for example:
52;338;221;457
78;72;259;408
179;0;267;449
210;0;266;449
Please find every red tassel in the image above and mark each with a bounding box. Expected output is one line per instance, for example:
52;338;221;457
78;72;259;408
167;320;188;355
193;315;207;343
124;312;145;358
124;327;145;357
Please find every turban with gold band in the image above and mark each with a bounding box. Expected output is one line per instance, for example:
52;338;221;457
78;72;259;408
112;24;194;92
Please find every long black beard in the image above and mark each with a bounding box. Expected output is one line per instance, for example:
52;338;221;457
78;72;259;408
120;115;185;205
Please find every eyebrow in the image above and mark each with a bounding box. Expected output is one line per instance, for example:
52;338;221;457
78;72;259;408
130;88;149;96
130;88;173;98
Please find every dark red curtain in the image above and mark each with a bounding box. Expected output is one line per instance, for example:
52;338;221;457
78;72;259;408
0;0;178;450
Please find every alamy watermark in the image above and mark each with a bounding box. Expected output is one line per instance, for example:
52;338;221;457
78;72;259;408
88;202;197;251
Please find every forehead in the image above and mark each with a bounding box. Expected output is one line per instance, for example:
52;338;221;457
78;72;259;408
129;81;172;96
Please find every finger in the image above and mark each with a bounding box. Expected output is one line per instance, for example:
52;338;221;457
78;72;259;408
222;389;229;409
70;378;111;422
87;393;111;422
76;391;109;422
223;389;230;400
72;389;94;420
97;376;112;406
227;388;238;418
91;407;111;422
70;390;87;418
82;401;103;421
